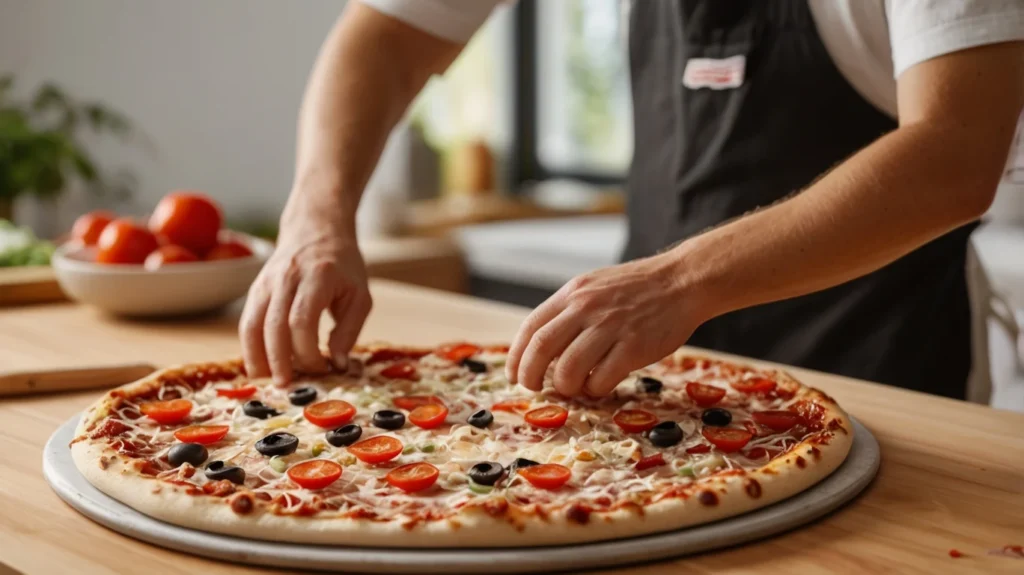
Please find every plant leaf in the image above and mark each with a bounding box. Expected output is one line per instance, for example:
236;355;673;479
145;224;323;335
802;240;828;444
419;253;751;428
70;148;98;182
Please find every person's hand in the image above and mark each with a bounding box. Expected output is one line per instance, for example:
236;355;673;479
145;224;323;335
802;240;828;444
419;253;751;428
239;198;371;384
505;252;710;397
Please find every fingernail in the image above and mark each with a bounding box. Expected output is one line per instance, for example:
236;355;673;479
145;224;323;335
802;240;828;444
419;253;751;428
332;353;348;371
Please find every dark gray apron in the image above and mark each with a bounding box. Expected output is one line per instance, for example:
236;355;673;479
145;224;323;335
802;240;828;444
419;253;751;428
624;0;976;399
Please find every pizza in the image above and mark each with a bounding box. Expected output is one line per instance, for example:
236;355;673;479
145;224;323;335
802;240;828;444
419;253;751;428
70;342;854;547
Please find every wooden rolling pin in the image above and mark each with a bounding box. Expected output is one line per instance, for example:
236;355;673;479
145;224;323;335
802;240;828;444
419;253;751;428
0;364;156;397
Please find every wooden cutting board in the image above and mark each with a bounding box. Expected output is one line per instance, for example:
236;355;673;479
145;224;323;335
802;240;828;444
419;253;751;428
0;363;157;398
0;266;65;307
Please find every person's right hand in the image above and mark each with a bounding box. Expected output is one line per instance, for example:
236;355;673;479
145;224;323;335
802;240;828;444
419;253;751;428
239;201;371;385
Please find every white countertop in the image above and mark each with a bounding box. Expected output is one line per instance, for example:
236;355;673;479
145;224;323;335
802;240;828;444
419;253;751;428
456;216;1024;303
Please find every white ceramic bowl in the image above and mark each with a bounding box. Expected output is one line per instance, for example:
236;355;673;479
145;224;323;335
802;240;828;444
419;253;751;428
52;232;274;317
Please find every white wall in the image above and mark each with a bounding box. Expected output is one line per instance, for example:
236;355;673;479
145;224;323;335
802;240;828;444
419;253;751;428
0;0;347;233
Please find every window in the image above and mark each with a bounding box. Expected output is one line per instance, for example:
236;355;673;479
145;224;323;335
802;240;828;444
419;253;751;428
408;0;633;191
534;0;632;178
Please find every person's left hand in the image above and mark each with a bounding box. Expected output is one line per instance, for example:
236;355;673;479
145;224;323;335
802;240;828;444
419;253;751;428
505;252;711;397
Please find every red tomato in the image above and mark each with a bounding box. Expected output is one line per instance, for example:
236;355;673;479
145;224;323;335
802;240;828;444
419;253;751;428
303;400;356;428
348;436;403;464
681;357;710;371
745;447;772;460
385;462;440;493
215;385;257;399
517;463;571;490
366;349;430;365
524;405;569;429
436;342;481;362
287;460;343;490
732;378;777;394
380;362;419;381
751;410;803;431
205;240;252;261
140;399;192;424
635;453;666;471
143;244;198;270
96;218;159;264
686;444;712;454
701;427;753;452
492;400;531;413
392;395;444;411
409;404;449;429
173;425;229;445
70;210;115;246
485;344;511;353
685;382;727;407
613;409;659;433
149;191;223;255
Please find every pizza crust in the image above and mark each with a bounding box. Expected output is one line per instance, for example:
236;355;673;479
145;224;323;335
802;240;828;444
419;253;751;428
71;386;853;548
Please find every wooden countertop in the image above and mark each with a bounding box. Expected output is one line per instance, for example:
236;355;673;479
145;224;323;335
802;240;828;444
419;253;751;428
1;280;1022;574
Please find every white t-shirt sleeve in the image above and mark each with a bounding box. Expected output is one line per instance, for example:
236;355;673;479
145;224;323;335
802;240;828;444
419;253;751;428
357;0;506;43
886;0;1024;77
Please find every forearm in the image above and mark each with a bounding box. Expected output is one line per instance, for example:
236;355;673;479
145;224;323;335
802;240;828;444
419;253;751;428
674;119;1016;320
286;2;462;233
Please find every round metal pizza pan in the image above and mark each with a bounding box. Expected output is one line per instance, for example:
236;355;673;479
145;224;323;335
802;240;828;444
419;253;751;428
45;414;880;574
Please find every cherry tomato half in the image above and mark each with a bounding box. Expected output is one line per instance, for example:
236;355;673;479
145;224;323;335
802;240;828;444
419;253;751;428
701;427;753;452
635;453;666;471
287;459;343;490
348;436;403;464
436;342;481;362
732;377;777;394
380;362;420;381
751;410;803;431
96;218;159;264
70;210;115;246
149;191;223;255
492;400;531;413
204;240;252;261
173;425;229;445
303;400;356;428
517;463;571;490
524;405;569;429
613;409;659;433
140;399;192;424
144;244;198;270
409;404;449;429
385;462;440;493
392;395;444;411
215;385;257;399
366;349;430;365
685;382;727;407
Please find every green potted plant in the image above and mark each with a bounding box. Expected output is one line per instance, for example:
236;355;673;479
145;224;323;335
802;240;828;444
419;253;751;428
0;75;137;223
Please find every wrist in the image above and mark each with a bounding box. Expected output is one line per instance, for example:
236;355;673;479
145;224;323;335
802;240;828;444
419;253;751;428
282;182;359;241
660;240;733;324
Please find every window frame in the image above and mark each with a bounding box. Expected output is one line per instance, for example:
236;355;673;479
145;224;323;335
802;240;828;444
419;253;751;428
508;0;629;190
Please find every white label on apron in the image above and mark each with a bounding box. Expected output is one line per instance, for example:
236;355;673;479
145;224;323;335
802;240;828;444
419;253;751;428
682;55;746;90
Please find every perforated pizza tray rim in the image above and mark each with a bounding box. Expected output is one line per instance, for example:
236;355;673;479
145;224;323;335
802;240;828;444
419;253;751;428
44;413;880;574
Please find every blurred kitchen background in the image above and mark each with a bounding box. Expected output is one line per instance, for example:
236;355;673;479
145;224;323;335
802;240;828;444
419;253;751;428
1;0;1022;410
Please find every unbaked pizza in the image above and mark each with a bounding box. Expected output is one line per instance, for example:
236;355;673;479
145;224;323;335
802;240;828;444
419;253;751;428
70;343;854;547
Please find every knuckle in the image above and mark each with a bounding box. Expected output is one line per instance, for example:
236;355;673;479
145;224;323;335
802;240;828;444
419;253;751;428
281;261;302;284
264;310;287;332
565;275;588;292
287;311;310;331
530;328;556;352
